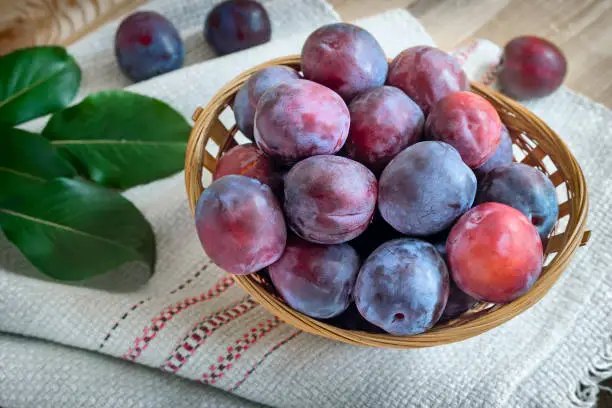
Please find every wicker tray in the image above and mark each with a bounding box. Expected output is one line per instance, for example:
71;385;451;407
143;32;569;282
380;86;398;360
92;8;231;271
185;55;590;348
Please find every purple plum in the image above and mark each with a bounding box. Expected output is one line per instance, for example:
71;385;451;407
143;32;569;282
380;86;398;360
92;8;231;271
115;11;184;82
233;66;300;139
284;155;377;245
254;80;350;164
499;36;567;100
301;23;388;101
354;238;449;335
344;86;424;174
378;141;476;236
205;0;271;55
387;46;469;114
213;144;282;193
268;236;360;319
474;124;513;179
195;175;286;275
476;163;559;240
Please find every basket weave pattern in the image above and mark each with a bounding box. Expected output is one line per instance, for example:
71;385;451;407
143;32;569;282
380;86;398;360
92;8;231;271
185;55;590;348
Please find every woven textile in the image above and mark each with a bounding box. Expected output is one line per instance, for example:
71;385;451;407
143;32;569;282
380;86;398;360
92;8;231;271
1;2;610;407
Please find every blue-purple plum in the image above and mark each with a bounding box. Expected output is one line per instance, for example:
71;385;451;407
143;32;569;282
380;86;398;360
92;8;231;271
429;235;478;321
474;124;513;179
348;209;402;258
195;175;286;275
439;280;478;322
344;86;424;174
205;0;271;56
268;236;360;319
430;235;449;261
233;66;300;139
378;141;476;236
301;23;388;101
254;80;350;164
354;238;449;335
476;163;558;240
115;11;184;82
324;303;385;333
284;155;377;245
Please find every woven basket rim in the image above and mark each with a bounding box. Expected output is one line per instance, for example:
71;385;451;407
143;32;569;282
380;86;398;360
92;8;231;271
185;54;590;348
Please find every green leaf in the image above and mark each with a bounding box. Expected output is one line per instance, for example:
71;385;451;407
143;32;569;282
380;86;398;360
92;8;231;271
0;178;156;281
0;128;75;201
0;46;81;126
42;90;191;189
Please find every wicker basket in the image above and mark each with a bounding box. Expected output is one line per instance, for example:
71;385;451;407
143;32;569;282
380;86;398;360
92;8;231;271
185;55;590;348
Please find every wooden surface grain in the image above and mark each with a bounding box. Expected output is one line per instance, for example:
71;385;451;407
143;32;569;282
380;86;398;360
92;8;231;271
0;0;146;54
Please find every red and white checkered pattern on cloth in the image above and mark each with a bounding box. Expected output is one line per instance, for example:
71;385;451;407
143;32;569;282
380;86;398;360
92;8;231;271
1;2;611;407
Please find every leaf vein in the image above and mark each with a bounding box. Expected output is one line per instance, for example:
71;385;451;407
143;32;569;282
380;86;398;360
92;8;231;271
0;208;141;256
0;66;71;109
0;167;46;182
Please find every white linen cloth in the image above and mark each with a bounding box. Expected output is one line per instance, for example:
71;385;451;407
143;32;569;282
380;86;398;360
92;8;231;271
1;1;610;407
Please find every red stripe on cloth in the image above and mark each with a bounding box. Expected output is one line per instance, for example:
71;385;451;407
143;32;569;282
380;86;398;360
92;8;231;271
480;61;501;86
99;298;150;350
160;297;259;373
228;330;302;392
99;265;209;350
122;275;235;361
200;317;283;385
451;40;479;67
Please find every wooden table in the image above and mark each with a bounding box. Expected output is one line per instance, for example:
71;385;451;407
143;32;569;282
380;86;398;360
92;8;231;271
1;0;611;405
1;0;611;107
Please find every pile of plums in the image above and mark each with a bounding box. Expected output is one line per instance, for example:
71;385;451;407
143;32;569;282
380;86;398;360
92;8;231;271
195;23;560;336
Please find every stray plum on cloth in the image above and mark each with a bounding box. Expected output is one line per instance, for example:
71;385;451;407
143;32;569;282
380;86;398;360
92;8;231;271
1;1;611;407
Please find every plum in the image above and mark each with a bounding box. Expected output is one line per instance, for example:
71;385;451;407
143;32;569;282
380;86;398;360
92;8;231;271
476;163;559;240
425;91;502;168
323;303;385;333
254;80;350;164
301;23;388;101
233;66;300;139
205;0;271;55
430;235;478;321
387;46;469;114
268;236;360;319
115;11;184;82
439;280;478;322
284;155;377;245
474;124;513;179
499;36;567;100
378;141;476;236
213;144;282;193
354;238;449;335
195;175;286;275
348;209;403;258
344;86;424;174
447;202;543;303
